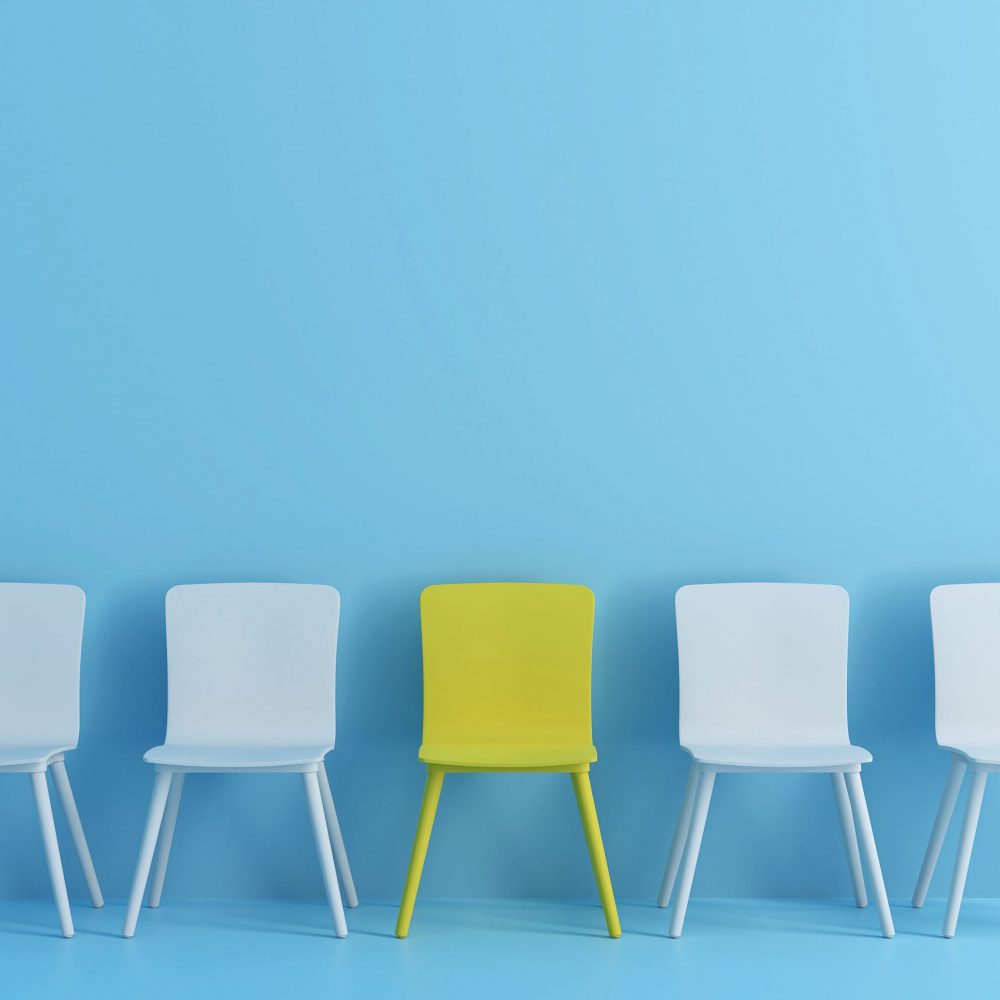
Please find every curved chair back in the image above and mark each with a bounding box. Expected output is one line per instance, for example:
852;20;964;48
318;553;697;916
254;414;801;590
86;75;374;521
930;583;1000;748
0;583;84;747
676;583;851;748
164;583;339;746
420;583;593;750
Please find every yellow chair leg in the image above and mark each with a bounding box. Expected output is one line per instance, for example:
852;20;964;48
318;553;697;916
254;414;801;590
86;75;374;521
571;772;621;938
395;768;445;938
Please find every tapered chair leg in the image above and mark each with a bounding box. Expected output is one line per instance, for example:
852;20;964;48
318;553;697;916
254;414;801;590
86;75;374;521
571;772;621;938
913;756;967;908
303;770;348;937
943;769;988;938
831;772;867;908
122;771;172;938
658;764;700;907
396;768;445;938
49;759;103;908
845;772;894;938
318;764;358;908
669;769;715;938
31;770;74;938
148;773;185;908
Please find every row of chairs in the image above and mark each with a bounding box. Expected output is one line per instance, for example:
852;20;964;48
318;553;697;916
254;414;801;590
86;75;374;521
0;580;995;940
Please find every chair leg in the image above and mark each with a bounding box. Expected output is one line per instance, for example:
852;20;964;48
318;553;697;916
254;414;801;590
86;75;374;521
148;773;185;908
571;772;622;938
303;771;348;938
913;756;967;908
669;768;715;938
845;772;894;938
831;772;867;908
943;769;988;938
30;770;74;938
122;771;172;938
395;768;445;938
658;763;700;907
49;759;104;908
318;764;358;908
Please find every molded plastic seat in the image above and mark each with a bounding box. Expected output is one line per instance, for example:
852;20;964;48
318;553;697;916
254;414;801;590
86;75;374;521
683;743;872;771
0;744;76;768
913;584;1000;936
659;583;894;940
122;583;357;939
396;583;620;939
418;743;598;768
144;743;335;770
0;583;104;938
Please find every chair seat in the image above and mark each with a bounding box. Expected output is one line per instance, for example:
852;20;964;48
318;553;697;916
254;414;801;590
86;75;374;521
683;743;873;771
418;743;598;769
942;743;1000;766
144;743;333;769
0;744;74;768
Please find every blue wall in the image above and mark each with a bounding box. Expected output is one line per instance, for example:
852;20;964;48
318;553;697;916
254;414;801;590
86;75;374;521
2;2;1000;903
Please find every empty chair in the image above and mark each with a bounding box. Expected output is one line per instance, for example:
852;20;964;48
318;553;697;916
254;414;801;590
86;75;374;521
658;583;894;938
122;583;357;938
395;583;620;937
913;584;1000;937
0;583;103;937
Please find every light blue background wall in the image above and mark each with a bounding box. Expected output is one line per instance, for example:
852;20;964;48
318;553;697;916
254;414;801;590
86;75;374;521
2;2;1000;903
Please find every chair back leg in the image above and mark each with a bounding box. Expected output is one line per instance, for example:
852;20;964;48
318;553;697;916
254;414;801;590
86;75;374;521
31;770;74;938
571;772;621;937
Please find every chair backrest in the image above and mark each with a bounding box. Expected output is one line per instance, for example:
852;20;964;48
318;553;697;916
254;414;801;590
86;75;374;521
420;583;594;749
164;583;339;746
930;584;1000;747
0;583;85;747
676;583;851;748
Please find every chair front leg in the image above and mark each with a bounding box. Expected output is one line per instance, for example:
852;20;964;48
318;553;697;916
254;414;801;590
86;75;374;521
395;767;445;938
669;768;715;938
30;769;74;938
845;771;894;938
571;771;621;938
943;769;988;938
122;771;172;938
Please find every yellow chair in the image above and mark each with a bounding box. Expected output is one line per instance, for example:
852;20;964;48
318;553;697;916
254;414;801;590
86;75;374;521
395;583;621;938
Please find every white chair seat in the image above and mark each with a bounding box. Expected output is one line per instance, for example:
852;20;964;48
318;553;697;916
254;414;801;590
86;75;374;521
144;743;334;769
0;744;74;769
942;744;1000;766
684;743;873;770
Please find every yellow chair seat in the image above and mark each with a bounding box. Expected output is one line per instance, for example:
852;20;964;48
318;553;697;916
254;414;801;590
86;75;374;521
418;742;598;769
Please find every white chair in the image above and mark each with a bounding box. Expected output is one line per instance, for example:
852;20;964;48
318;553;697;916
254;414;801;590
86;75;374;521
913;583;1000;937
658;583;894;938
0;583;103;937
122;583;357;938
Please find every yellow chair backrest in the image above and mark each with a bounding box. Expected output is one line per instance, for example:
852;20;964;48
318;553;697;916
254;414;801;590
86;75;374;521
420;583;594;749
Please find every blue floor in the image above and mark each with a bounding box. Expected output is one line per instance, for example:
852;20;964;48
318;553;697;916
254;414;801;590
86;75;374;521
0;897;997;999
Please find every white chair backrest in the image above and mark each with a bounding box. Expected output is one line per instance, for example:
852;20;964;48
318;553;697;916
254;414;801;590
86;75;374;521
0;583;84;747
165;584;340;746
930;584;1000;748
676;583;851;747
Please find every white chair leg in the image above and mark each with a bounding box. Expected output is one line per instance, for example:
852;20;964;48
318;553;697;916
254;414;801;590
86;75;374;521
303;771;348;937
913;755;966;907
668;768;715;938
122;771;172;938
845;771;894;938
831;772;867;908
49;759;104;908
318;764;358;908
658;763;700;907
943;769;987;938
148;773;185;908
30;770;74;938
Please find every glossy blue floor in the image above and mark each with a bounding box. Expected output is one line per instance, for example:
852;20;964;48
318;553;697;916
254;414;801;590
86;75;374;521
0;897;997;998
